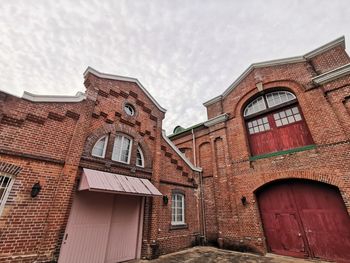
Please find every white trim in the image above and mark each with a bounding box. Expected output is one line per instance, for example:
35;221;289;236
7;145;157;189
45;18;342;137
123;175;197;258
22;91;86;102
304;36;345;59
136;146;145;168
204;113;229;127
204;36;346;106
112;135;133;164
84;67;167;113
0;173;15;217
171;193;185;225
312;63;350;85
203;95;223;107
91;135;109;158
162;130;202;172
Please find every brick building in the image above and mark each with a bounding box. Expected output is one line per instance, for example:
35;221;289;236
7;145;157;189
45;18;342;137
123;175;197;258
0;67;202;262
170;36;350;263
0;36;349;263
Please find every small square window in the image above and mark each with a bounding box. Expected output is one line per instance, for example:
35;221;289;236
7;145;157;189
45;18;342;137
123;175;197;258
286;109;292;116
292;107;299;114
276;120;282;127
288;116;295;123
280;111;286;118
281;118;288;125
294;114;302;121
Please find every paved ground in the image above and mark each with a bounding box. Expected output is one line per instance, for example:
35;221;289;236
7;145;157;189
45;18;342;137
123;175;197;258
138;246;331;263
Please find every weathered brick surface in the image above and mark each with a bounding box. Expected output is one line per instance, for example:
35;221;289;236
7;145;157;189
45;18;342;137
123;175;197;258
0;72;199;262
171;44;350;254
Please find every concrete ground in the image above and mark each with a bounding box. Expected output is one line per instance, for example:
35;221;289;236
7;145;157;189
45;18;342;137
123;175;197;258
137;246;331;263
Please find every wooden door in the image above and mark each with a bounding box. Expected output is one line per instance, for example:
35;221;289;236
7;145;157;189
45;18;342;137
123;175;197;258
258;182;308;258
292;181;350;262
247;105;313;156
258;180;350;262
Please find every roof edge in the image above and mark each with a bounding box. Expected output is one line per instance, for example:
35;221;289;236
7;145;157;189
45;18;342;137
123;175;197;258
84;66;167;113
312;63;350;85
204;113;229;127
204;36;346;107
22;91;86;102
304;36;345;59
162;130;202;172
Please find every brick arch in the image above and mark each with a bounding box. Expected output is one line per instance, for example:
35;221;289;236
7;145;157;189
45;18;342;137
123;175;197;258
198;142;212;177
0;161;22;177
84;123;143;155
250;170;348;207
233;79;306;118
83;124;153;167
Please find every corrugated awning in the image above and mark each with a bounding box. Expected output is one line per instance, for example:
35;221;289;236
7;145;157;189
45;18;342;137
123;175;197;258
79;168;162;196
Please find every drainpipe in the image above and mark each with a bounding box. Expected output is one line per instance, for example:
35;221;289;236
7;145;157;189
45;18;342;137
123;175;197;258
199;171;207;244
192;128;207;244
191;129;197;166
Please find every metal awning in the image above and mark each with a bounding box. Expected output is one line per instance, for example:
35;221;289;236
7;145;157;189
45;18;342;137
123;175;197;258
79;168;162;196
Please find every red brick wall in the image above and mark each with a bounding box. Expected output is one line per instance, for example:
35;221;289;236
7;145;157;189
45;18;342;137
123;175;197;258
0;71;201;262
171;45;350;254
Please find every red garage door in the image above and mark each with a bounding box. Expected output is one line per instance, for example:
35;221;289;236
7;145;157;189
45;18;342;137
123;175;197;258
257;180;350;262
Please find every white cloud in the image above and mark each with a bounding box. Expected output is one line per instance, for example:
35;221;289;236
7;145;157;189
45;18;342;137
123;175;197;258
0;0;349;134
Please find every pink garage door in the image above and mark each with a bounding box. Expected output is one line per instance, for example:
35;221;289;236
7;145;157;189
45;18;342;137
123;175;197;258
58;192;143;263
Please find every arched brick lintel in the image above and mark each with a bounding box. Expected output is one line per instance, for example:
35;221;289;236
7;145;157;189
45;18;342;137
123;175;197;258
250;170;349;212
0;161;22;176
233;79;307;118
83;123;153;166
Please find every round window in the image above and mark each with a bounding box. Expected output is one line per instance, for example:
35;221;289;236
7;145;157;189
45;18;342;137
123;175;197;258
124;104;135;116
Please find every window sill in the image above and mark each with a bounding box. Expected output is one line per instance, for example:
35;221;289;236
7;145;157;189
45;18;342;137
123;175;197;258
249;144;316;161
170;224;188;230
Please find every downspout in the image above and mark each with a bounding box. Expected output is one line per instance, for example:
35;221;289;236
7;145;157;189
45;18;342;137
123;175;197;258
192;128;207;244
191;129;197;166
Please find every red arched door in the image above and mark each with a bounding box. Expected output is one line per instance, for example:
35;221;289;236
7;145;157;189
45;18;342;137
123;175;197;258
257;180;350;262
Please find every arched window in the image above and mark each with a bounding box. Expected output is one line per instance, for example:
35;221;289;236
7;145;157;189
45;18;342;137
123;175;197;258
112;135;132;164
91;135;108;158
136;146;144;167
0;173;15;216
171;193;185;225
244;90;313;156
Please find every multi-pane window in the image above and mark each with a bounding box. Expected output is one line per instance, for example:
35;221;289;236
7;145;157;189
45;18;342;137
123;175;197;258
247;117;270;134
244;96;267;117
136;146;144;167
244;91;296;117
91;135;108;158
274;107;302;127
171;193;185;225
0;174;15;216
244;90;313;156
112;135;132;164
266;91;296;108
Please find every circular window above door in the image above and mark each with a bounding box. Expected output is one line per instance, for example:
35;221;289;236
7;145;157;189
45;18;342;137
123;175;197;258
124;104;135;116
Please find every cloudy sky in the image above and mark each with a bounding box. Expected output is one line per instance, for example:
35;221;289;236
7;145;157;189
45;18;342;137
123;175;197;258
0;1;349;134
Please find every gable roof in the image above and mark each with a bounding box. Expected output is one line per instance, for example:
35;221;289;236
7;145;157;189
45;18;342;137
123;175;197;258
203;36;346;107
84;67;166;113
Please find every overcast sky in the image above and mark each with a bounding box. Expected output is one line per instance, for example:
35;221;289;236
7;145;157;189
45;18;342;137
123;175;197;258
0;1;349;134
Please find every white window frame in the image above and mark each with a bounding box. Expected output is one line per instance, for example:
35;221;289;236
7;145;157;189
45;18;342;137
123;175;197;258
136;146;145;167
244;90;296;117
91;135;108;158
112;135;133;164
171;193;185;225
124;104;135;116
0;173;15;216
